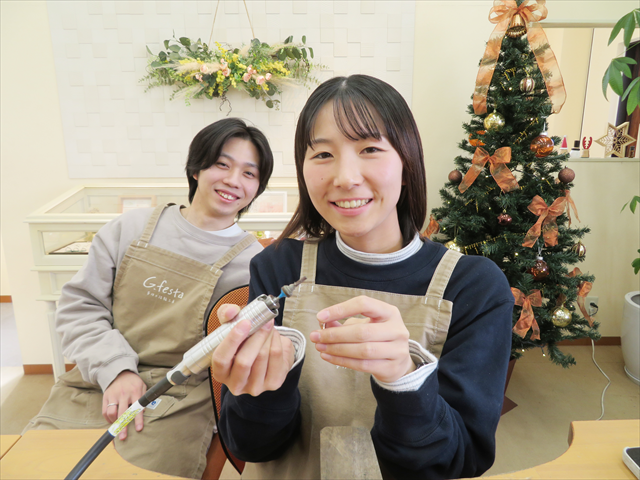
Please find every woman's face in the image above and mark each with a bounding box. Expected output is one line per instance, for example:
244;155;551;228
302;102;404;253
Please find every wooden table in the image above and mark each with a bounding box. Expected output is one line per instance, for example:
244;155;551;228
1;435;21;459
479;419;640;479
0;429;187;479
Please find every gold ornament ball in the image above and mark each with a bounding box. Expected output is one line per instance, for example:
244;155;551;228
445;240;462;252
484;112;506;132
552;306;572;327
530;134;554;158
571;241;587;258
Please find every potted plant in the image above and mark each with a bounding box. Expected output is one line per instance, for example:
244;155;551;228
621;196;640;384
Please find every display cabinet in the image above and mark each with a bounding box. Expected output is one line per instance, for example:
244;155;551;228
25;183;296;380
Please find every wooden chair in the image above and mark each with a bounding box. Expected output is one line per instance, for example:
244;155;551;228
202;286;249;480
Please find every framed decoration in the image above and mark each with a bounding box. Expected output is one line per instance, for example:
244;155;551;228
118;195;157;213
249;191;287;213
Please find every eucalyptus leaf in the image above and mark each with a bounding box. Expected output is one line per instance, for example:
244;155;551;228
291;48;301;59
150;61;163;68
309;47;314;58
146;45;153;55
278;49;286;61
302;35;306;44
302;49;307;60
266;100;274;108
159;51;167;61
179;37;191;47
169;45;181;52
266;82;277;96
285;35;293;44
164;40;170;50
169;52;181;61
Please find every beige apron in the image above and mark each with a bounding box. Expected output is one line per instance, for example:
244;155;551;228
26;204;256;479
243;241;463;480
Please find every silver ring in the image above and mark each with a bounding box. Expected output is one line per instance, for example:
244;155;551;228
107;403;118;407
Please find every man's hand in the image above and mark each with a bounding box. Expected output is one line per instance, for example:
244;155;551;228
102;370;147;440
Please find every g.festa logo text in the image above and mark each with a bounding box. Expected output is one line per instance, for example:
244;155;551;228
143;277;185;303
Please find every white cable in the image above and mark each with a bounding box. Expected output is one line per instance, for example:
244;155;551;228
590;338;611;421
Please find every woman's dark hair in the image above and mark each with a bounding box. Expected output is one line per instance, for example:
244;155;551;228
185;118;274;218
280;75;426;245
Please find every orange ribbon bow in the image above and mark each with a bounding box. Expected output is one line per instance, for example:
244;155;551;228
522;195;567;247
459;147;519;194
568;268;594;326
424;215;440;239
564;190;580;227
512;287;542;340
472;0;566;115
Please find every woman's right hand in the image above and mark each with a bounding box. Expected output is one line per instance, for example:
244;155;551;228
210;304;295;397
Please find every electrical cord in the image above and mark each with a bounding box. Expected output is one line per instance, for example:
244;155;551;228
587;300;609;421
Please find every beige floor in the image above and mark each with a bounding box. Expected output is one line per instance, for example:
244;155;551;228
1;345;638;478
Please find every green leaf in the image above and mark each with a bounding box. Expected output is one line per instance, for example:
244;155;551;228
632;254;640;275
302;35;306;44
621;77;640;101
629;80;640;115
179;37;191;47
608;12;633;45
146;45;153;55
302;48;307;60
291;48;301;59
285;35;293;44
159;51;167;61
309;47;314;58
266;82;277;96
169;45;181;52
623;12;637;48
612;58;635;78
609;67;625;96
602;64;613;99
164;39;170;50
169;52;181;61
631;196;640;213
150;61;163;68
278;49;286;61
266;100;274;108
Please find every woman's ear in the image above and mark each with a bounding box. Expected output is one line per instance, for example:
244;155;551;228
193;173;199;181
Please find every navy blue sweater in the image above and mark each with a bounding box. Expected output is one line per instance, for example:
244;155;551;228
219;236;514;479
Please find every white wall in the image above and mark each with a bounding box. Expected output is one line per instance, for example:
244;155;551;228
0;238;10;296
412;0;640;338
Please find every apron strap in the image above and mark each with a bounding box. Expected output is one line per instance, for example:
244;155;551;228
137;203;175;247
210;234;257;274
425;249;463;300
300;241;319;284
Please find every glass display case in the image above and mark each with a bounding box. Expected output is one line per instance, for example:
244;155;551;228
25;183;296;379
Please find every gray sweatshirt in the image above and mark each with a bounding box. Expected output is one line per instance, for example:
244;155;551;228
55;205;262;391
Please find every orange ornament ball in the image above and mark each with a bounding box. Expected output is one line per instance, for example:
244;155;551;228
530;135;554;158
469;130;486;147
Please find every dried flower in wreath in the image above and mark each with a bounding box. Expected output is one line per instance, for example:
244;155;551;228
140;35;320;110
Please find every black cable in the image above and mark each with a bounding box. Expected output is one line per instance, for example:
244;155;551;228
65;377;173;480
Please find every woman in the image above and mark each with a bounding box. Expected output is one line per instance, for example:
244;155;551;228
212;76;514;480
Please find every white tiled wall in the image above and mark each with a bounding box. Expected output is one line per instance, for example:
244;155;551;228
47;0;416;179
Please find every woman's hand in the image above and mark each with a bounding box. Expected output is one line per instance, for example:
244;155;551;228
210;304;296;397
102;370;147;440
309;295;415;383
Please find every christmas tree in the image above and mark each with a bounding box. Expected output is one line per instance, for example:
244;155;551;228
429;2;599;367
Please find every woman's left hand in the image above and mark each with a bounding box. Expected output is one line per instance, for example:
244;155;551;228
309;295;415;383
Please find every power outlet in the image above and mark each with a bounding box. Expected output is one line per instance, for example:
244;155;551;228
585;296;599;317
